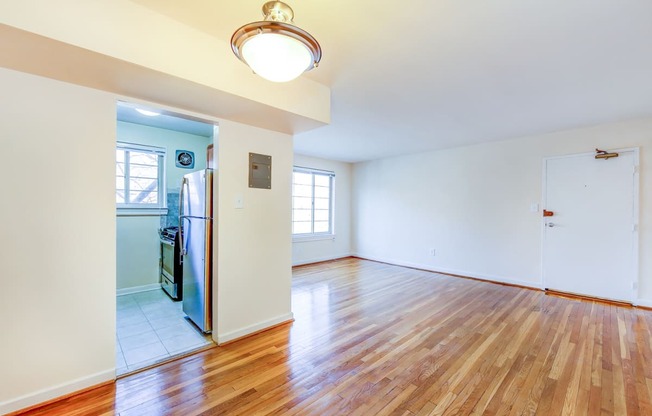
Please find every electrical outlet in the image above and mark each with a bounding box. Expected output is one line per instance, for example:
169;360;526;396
429;248;436;256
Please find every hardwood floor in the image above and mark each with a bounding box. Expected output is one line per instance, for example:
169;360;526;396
18;258;652;415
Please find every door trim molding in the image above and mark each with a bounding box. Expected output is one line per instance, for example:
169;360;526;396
540;147;640;302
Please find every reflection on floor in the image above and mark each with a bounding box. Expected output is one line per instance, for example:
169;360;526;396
116;289;212;375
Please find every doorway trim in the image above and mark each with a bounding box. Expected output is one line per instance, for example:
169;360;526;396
540;147;640;304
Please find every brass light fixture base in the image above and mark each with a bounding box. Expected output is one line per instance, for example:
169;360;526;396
262;1;295;22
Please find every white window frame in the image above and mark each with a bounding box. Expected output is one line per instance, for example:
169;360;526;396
116;141;167;216
292;166;335;241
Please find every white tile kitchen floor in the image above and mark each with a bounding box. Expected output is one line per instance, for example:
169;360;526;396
116;289;213;375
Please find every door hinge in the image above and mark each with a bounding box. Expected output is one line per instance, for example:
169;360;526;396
633;165;639;174
633;282;638;290
633;224;638;232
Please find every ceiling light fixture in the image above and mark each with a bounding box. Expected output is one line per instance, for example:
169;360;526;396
135;108;161;117
231;1;322;83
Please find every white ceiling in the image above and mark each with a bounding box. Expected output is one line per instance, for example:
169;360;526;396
131;0;652;162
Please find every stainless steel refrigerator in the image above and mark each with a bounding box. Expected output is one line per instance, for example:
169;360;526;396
179;169;213;333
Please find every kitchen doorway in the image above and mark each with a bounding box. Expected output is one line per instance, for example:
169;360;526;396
115;101;218;375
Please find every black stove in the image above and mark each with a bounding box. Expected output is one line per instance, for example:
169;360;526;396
160;226;179;242
159;226;183;301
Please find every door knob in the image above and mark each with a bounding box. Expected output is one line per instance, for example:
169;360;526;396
546;223;556;228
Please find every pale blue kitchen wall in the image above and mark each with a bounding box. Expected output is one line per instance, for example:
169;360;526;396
116;121;213;291
117;121;212;192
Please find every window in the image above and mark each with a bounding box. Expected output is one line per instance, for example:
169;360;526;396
292;167;334;237
116;142;166;212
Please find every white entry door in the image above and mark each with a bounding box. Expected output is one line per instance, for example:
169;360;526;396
542;150;638;302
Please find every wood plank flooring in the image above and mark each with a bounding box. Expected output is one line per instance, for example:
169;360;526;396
18;258;652;415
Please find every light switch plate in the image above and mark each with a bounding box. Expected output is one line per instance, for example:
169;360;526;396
235;195;244;209
530;203;539;213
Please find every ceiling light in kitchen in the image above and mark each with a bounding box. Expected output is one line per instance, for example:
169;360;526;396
135;108;161;117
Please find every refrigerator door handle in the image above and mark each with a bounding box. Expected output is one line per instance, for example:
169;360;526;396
179;177;188;256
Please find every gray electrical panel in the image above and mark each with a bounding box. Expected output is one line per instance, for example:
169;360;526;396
249;153;272;189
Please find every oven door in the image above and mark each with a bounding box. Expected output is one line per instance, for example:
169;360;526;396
161;239;175;278
160;239;179;299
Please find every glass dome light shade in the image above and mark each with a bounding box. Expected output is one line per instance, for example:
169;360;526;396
241;33;312;82
231;8;322;84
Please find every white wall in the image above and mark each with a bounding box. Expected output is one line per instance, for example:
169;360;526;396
353;117;652;303
292;154;352;265
214;121;294;343
116;121;212;290
0;68;116;414
0;69;296;413
0;3;315;412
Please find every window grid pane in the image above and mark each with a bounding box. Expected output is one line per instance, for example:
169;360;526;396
130;190;158;204
293;172;312;185
314;186;330;199
129;165;158;179
292;184;313;197
293;209;313;222
293;222;312;234
314;221;330;233
314;198;330;210
117;144;165;208
314;209;330;222
292;169;333;236
129;152;157;165
314;174;330;187
293;197;312;210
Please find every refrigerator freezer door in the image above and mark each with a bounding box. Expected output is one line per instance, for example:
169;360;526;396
183;170;211;219
182;216;212;332
183;170;210;218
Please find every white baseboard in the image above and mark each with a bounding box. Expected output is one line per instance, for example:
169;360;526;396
0;369;115;415
215;313;294;345
292;253;352;267
352;253;543;290
635;299;652;308
117;283;161;296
